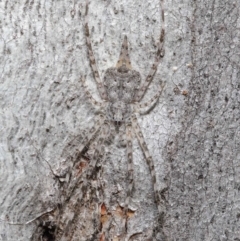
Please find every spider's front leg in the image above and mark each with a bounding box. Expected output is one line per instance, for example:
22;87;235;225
84;0;108;101
134;0;165;102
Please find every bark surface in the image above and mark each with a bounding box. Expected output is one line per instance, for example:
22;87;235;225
0;0;239;240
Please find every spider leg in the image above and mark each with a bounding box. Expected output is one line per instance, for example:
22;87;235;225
72;114;105;164
88;121;115;239
122;122;134;234
85;0;108;100
60;121;110;240
134;0;165;102
134;82;165;113
82;121;111;240
85;120;111;178
132;114;161;214
67;119;110;204
81;76;106;108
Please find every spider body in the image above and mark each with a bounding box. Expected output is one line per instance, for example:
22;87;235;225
103;37;141;124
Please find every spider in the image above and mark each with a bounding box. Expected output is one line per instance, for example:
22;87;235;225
80;0;166;236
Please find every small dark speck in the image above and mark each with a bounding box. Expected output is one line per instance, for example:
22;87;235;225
113;8;118;14
46;128;50;132
225;96;228;102
198;174;203;179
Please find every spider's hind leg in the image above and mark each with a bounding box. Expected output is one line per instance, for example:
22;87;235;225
84;120;113;239
121;122;134;235
58;114;105;183
132;114;167;239
59;119;112;240
87;120;111;179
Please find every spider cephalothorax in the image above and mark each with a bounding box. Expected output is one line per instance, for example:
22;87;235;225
103;36;141;123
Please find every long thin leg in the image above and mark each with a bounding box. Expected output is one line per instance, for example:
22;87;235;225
79;115;104;153
81;76;106;108
60;121;110;240
29;112;104;183
86;120;110;178
134;82;165;113
134;0;165;102
122;122;134;235
132;115;162;214
85;0;108;100
64;119;110;198
81;121;111;239
64;114;105;167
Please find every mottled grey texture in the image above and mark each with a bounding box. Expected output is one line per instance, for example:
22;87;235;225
0;0;239;240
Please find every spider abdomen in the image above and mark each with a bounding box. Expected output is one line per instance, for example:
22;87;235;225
107;101;131;122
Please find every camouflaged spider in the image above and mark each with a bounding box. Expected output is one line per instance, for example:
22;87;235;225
80;0;165;234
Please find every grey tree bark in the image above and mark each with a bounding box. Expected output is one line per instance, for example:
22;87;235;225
0;0;239;240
